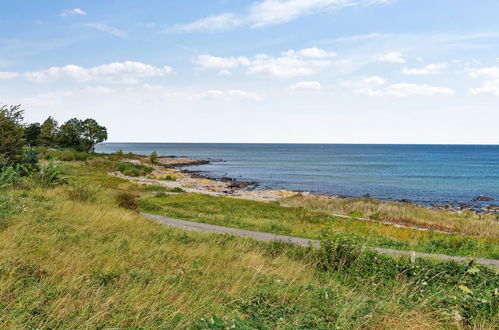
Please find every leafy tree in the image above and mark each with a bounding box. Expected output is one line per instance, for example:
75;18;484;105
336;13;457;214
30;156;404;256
80;118;108;153
58;118;108;153
24;122;41;146
0;105;25;166
38;116;58;147
57;118;82;149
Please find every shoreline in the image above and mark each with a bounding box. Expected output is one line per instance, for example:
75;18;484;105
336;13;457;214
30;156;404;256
110;154;498;216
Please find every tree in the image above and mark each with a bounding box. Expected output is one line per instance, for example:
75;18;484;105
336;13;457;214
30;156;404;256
150;151;158;164
0;105;25;166
24;122;41;146
38;116;58;147
58;118;108;153
80;119;108;153
57;118;82;149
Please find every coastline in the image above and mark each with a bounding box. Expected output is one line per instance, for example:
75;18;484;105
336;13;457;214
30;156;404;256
110;154;498;216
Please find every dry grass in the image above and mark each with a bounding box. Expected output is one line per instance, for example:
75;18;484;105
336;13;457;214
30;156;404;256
1;186;456;328
282;194;499;238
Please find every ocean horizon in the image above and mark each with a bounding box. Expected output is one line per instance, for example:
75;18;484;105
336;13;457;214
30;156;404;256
96;143;499;211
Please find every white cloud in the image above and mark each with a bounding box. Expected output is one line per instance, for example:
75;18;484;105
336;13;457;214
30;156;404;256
378;51;405;63
197;89;261;101
168;0;394;32
402;63;447;75
85;86;117;94
194;47;337;78
469;66;499;79
470;79;499;96
354;83;455;97
342;75;386;88
167;13;242;33
0;72;20;80
194;55;250;70
0;61;173;83
291;81;322;90
86;23;127;38
60;8;87;16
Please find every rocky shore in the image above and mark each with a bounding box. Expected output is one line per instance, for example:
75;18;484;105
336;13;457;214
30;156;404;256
110;155;498;215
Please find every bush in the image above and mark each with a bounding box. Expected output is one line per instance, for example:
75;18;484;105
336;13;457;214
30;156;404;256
117;162;153;177
319;230;365;271
66;182;99;203
0;166;22;189
30;162;66;187
347;211;363;218
116;191;139;210
171;187;185;193
163;175;176;181
20;147;39;172
150;151;158;164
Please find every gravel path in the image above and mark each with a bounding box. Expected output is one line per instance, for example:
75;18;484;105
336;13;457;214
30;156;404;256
142;213;499;269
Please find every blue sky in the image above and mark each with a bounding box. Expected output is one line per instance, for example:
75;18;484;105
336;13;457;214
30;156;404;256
1;0;499;143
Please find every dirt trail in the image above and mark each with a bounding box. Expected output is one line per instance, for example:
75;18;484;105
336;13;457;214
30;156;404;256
142;213;499;270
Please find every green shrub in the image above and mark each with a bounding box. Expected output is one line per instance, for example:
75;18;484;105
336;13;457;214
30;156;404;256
347;211;363;218
116;191;139;210
150;151;158;164
319;230;365;271
117;162;153;177
66;182;99;203
369;212;381;220
0;166;22;188
20;147;39;172
170;187;185;193
163;175;176;181
30;162;66;187
41;148;88;161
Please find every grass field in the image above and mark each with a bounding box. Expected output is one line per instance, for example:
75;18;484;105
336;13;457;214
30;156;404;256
0;155;497;328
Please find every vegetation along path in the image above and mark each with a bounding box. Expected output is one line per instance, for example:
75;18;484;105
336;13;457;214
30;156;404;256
142;213;499;269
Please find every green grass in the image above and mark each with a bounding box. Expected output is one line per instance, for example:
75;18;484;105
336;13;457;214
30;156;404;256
141;193;499;259
0;155;497;328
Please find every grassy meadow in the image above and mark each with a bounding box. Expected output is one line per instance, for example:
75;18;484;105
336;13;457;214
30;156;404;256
0;152;498;328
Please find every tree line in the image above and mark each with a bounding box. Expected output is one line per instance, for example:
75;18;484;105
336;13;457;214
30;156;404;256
1;104;108;166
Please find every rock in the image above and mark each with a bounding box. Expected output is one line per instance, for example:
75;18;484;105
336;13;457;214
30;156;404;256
363;193;371;198
472;195;494;202
397;199;412;203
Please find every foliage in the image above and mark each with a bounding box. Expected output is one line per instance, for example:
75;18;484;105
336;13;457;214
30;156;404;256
41;148;89;161
20;147;39;173
171;187;185;193
57;118;107;153
0;105;25;166
117;162;153;177
116;191;139;210
24;122;41;146
29;162;66;187
150;151;158;164
0;166;22;188
319;230;365;270
163;175;176;181
38;116;59;147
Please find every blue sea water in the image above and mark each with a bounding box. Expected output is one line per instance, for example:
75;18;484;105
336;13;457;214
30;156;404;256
95;143;499;208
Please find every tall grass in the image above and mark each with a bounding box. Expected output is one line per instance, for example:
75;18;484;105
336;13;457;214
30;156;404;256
141;193;499;259
1;187;496;328
282;194;499;238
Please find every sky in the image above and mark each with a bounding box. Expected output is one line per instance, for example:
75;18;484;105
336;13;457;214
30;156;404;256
1;0;499;144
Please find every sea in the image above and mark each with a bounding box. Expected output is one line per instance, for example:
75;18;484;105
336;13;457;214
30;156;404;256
95;143;499;210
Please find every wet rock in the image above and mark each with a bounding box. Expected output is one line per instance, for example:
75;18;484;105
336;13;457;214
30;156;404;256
397;199;412;203
472;195;494;202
